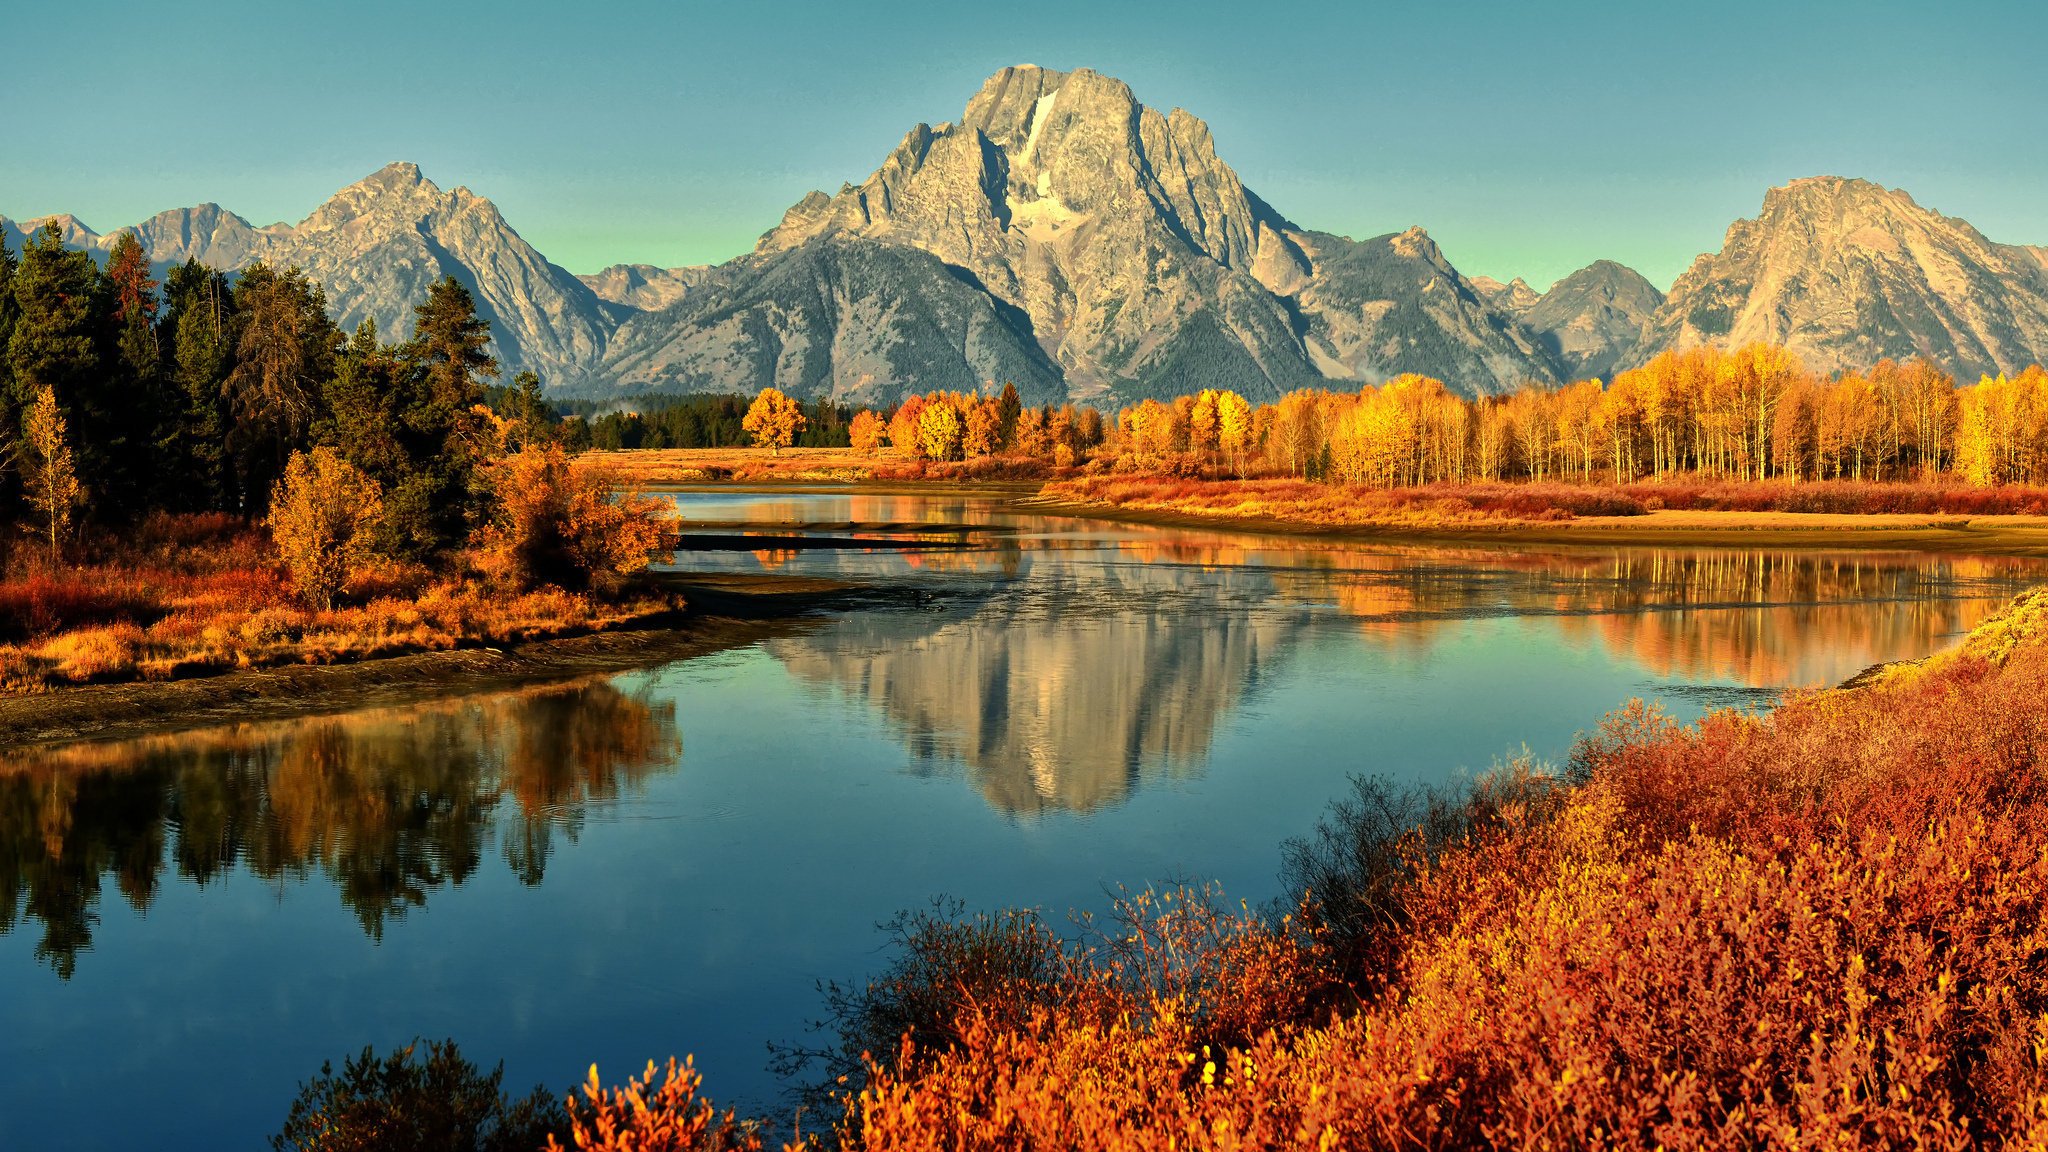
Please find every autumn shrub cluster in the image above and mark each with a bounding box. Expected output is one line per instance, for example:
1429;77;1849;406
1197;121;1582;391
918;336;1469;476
527;588;2048;1151
0;514;672;693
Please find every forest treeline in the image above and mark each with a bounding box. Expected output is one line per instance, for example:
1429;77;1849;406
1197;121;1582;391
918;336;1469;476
0;222;672;692
732;345;2048;490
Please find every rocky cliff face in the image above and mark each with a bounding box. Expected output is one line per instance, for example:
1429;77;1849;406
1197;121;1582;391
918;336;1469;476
1645;177;2048;380
1520;259;1664;380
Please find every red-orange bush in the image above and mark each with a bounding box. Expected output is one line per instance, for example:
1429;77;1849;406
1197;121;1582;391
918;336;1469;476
575;589;2048;1150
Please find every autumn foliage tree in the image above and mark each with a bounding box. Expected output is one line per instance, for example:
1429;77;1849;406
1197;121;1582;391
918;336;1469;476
22;384;83;563
470;445;673;593
847;409;886;453
742;387;806;454
268;446;384;610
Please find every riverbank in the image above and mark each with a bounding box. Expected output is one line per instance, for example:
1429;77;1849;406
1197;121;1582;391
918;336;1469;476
1024;477;2048;554
1026;494;2048;553
0;572;857;750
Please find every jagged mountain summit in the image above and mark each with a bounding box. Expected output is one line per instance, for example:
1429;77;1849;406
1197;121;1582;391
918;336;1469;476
600;64;1565;402
1647;177;2048;380
1521;260;1666;380
578;263;710;312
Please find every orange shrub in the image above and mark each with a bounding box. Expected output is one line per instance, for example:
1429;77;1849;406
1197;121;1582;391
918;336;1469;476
471;445;675;593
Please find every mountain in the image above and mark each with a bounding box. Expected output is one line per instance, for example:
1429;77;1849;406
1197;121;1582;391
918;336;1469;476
603;65;1561;401
14;83;2048;400
1471;275;1539;314
579;263;710;311
1520;260;1664;380
1644;177;2048;380
3;164;620;387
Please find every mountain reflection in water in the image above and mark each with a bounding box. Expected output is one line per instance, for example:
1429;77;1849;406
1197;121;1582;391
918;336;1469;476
0;680;678;977
723;500;2041;815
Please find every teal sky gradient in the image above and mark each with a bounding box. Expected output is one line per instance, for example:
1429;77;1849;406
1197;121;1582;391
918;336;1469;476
1;0;2042;289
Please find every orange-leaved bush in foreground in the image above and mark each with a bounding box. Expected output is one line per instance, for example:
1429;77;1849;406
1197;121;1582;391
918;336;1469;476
469;444;675;593
561;588;2048;1151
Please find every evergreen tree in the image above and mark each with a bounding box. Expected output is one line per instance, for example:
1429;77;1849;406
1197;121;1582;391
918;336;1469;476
0;229;18;426
225;263;339;510
161;260;236;510
409;276;498;417
91;231;164;517
392;277;498;554
996;381;1022;451
8;223;99;420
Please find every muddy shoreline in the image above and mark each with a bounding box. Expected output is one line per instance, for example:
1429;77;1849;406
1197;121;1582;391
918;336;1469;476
0;573;864;752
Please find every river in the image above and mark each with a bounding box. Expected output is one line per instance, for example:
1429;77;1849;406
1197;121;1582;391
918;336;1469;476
4;491;2043;1148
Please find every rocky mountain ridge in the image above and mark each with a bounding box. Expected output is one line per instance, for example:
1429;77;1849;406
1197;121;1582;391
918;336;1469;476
9;70;2048;398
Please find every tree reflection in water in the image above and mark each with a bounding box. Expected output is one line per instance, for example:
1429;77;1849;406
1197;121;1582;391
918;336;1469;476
0;680;679;977
764;537;2044;817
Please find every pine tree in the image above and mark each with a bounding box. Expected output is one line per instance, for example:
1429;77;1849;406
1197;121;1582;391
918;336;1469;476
0;229;18;428
995;381;1022;452
225;263;339;509
161;260;236;509
409;276;498;417
92;231;163;517
384;277;499;555
8;223;98;419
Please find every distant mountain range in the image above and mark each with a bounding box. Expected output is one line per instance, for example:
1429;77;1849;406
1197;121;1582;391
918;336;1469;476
7;64;2048;400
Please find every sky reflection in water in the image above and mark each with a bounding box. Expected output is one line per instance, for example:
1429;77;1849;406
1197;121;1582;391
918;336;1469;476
4;491;2043;1149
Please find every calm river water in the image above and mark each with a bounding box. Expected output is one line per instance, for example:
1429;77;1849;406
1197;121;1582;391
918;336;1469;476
5;491;2045;1148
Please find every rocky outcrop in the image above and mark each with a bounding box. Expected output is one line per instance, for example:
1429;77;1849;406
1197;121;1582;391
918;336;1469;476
1644;177;2048;380
1470;275;1540;314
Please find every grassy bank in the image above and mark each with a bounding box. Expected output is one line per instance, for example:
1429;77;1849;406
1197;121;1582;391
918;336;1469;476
1036;475;2048;552
339;583;2048;1150
0;515;681;696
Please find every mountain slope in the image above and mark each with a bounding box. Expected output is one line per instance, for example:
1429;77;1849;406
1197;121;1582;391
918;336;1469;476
1521;259;1663;379
1645;177;2048;380
602;236;1066;405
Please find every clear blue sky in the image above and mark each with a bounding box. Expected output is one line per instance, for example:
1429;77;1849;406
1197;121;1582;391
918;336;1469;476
2;0;2041;290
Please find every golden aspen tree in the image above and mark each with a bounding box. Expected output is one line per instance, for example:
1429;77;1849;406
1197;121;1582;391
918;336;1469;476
23;384;84;563
963;396;1003;457
917;399;965;461
268;447;383;610
1215;390;1253;474
742;387;807;455
848;410;886;452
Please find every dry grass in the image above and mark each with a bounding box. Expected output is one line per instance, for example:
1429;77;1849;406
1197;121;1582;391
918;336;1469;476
0;515;676;694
